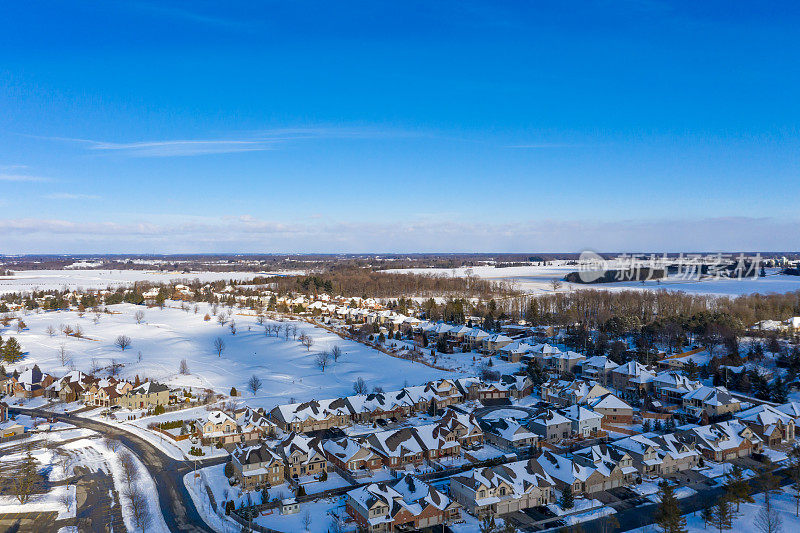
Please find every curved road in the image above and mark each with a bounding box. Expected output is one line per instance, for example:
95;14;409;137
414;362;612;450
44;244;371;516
11;406;227;533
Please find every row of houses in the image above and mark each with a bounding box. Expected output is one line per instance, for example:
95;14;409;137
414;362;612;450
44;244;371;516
267;376;533;434
47;371;170;409
231;409;484;490
450;418;760;519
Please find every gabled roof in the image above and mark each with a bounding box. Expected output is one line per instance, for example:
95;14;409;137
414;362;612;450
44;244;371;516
130;381;169;395
589;393;632;411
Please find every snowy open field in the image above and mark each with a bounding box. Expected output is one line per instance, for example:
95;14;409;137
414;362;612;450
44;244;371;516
3;303;463;409
0;269;299;296
387;264;800;296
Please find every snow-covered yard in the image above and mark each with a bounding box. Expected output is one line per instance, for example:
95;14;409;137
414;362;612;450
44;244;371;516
630;488;800;533
693;461;756;483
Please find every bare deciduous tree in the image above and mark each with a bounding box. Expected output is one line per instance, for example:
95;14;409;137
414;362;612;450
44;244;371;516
247;374;262;396
300;333;314;351
229;320;237;335
115;334;132;351
315;351;330;372
58;489;74;514
213;337;226;357
301;510;312;532
134;310;145;324
754;500;783;533
104;437;121;453
331;345;342;361
124;485;152;533
137;350;143;363
46;324;56;337
119;451;140;489
217;313;229;326
353;377;368;395
179;358;190;375
90;357;102;375
58;344;70;366
108;358;124;377
73;324;84;338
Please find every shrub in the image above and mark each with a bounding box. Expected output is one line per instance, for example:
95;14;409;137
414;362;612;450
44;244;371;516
224;461;234;478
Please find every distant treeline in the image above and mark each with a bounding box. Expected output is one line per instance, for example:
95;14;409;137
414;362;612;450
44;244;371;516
564;268;666;284
502;289;800;332
244;269;519;299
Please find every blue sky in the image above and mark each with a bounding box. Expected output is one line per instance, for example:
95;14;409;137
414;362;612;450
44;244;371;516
1;1;798;253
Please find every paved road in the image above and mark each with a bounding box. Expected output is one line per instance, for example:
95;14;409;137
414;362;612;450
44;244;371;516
11;406;227;533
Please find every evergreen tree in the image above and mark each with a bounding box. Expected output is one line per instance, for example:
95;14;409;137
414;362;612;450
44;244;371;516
427;398;438;417
685;360;700;380
701;506;715;529
479;514;497;533
560;486;574;510
655;481;687;533
710;497;733;532
1;337;23;363
723;465;753;512
643;419;652;432
772;378;789;403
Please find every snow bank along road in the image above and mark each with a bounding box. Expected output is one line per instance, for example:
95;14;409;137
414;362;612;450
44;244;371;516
10;406;226;533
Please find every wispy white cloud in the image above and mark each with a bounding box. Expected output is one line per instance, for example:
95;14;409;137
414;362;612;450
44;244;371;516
505;143;583;149
0;215;797;254
0;173;50;182
45;193;101;200
30;127;418;158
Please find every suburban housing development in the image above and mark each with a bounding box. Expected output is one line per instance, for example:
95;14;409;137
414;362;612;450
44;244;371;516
4;265;800;532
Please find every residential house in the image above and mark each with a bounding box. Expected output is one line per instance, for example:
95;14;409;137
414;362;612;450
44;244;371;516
557;405;603;438
277;432;328;479
587;394;634;424
450;459;553;516
682;386;741;419
269;398;352;433
480;418;538;450
527;410;572;442
578;356;619;386
346;475;460;532
541;379;612;407
231;443;285;489
324;437;384;473
119;381;169;409
611;362;656;398
681;420;764;462
534;451;611;496
572;444;637;487
481;334;513;355
735;404;796;446
651;371;701;405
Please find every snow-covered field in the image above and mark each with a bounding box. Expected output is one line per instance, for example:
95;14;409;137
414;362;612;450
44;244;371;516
3;302;464;409
387;264;800;296
0;269;298;296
